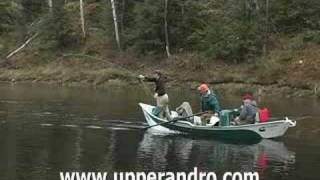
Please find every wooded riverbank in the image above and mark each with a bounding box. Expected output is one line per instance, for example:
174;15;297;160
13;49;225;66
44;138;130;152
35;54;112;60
1;48;319;98
1;0;319;98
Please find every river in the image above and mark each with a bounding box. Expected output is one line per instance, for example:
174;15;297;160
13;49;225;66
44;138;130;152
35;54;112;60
0;83;319;180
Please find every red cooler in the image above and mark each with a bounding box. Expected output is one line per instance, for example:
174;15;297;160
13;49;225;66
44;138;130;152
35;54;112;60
259;108;269;122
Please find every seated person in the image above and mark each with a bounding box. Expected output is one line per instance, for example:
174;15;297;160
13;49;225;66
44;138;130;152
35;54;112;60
176;102;195;122
234;94;258;124
197;83;221;125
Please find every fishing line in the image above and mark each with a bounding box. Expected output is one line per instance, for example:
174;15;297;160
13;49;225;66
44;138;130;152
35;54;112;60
140;79;154;97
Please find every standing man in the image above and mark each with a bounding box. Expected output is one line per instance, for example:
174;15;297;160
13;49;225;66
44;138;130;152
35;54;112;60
138;70;170;120
197;83;221;125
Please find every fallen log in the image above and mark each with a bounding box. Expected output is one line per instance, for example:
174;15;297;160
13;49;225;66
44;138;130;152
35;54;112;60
6;33;39;59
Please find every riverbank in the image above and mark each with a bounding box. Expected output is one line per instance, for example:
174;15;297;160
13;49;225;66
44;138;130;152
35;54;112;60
1;44;320;98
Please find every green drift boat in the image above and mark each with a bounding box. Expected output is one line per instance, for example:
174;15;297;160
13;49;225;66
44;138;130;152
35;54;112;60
139;103;296;141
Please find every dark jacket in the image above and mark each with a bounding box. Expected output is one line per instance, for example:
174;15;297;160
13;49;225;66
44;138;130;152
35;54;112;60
239;99;258;123
144;76;166;96
200;91;221;113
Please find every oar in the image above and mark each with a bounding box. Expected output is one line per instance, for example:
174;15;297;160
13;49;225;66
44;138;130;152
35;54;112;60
290;116;313;121
268;115;313;121
143;111;208;130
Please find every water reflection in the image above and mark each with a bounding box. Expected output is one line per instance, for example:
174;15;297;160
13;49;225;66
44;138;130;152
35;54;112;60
137;131;296;177
0;122;17;180
0;119;300;180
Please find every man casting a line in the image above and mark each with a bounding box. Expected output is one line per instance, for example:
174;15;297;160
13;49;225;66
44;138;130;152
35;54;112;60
138;70;171;120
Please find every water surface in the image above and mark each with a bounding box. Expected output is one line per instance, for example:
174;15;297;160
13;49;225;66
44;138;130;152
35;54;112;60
0;83;319;180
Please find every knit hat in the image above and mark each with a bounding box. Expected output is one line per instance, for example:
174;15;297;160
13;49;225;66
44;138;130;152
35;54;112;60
243;93;253;100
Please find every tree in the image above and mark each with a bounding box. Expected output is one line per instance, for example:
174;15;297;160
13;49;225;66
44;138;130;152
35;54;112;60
1;0;320;62
110;0;121;50
80;0;86;38
48;0;53;13
125;0;164;55
185;0;263;62
164;0;171;57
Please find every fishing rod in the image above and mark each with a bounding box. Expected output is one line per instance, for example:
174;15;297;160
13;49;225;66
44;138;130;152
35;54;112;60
139;78;154;97
90;56;153;97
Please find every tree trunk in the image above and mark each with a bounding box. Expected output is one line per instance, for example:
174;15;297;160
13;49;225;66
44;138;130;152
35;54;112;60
110;0;121;50
263;0;269;55
48;0;53;13
120;0;125;33
254;0;260;11
80;0;86;38
181;0;185;17
164;0;171;57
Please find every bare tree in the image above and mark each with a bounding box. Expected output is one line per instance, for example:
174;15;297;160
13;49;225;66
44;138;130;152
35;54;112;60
48;0;53;13
164;0;171;57
80;0;86;38
110;0;121;50
263;0;269;55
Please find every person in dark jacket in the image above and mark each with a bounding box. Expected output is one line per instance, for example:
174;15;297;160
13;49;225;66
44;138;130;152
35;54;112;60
197;83;221;125
198;83;221;113
235;94;258;124
138;71;170;119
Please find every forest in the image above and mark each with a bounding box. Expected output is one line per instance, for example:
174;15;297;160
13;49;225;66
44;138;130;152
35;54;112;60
0;0;320;96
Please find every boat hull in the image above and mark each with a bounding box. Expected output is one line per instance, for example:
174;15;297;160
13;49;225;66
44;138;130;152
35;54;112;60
139;103;296;140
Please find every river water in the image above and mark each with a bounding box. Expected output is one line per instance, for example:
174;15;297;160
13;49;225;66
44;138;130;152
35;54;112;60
0;83;319;180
